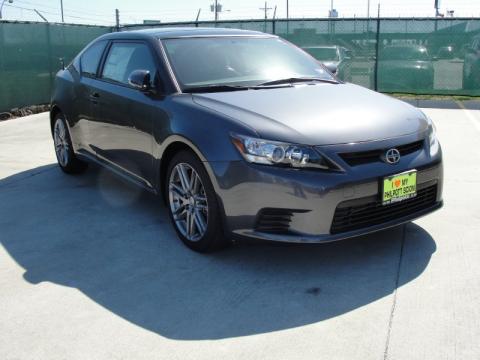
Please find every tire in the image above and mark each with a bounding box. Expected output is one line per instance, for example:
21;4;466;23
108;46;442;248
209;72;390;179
165;150;228;252
53;113;88;174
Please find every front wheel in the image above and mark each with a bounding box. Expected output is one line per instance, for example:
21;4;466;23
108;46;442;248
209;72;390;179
166;150;228;252
53;114;88;174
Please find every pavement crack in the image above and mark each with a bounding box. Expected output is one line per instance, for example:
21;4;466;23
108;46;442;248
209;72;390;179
383;224;407;360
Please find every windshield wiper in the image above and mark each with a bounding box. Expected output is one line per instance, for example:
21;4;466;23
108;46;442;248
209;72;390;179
257;77;340;86
182;85;252;93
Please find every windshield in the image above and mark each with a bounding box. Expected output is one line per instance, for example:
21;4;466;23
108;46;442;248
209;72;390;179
381;46;430;61
162;37;334;89
304;47;339;61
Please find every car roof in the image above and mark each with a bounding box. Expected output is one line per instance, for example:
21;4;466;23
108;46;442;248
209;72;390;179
99;27;274;40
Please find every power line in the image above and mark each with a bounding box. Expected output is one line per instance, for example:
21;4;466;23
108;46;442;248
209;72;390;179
14;0;112;17
4;3;114;24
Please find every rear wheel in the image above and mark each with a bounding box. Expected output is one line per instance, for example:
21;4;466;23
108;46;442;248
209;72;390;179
166;150;228;252
53;114;88;174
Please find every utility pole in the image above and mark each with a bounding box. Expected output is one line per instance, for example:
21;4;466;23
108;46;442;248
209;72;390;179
196;8;201;22
286;0;289;19
259;1;272;20
273;5;277;19
60;0;64;22
367;0;370;18
115;8;119;31
210;1;224;21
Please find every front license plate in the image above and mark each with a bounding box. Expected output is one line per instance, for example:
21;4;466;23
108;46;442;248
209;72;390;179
382;170;417;205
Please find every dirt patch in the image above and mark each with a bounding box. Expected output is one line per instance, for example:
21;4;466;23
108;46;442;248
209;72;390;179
0;104;50;122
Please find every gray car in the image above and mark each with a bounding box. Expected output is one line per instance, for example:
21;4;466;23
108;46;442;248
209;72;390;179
50;28;443;252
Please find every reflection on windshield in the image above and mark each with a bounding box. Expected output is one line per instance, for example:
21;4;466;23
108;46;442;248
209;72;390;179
163;37;334;89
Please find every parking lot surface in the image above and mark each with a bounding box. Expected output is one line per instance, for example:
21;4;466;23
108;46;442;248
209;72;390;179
1;107;479;360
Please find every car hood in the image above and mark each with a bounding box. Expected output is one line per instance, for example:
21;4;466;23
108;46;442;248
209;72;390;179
192;83;428;145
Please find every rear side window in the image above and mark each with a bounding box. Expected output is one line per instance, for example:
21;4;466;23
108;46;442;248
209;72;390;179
101;42;157;86
80;40;107;77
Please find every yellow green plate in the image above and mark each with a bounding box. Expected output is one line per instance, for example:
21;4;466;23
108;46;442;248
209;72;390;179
382;170;417;205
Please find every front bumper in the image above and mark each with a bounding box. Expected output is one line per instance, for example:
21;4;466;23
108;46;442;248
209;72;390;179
207;133;443;243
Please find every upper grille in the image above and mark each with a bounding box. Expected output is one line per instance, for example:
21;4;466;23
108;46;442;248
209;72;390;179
339;140;425;166
331;184;437;234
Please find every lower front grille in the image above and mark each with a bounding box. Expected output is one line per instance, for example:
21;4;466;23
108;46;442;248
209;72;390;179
331;184;438;234
255;208;294;234
255;208;310;234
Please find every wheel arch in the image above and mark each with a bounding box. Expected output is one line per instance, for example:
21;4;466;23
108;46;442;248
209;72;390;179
158;135;210;203
158;136;230;243
49;105;63;136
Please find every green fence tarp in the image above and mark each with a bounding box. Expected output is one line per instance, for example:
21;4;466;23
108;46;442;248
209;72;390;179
0;22;110;112
124;18;480;97
1;18;479;112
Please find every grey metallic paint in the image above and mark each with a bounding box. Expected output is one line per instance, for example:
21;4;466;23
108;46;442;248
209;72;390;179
50;28;443;243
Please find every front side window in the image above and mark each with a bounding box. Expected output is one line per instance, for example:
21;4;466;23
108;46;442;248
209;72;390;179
80;40;107;77
162;37;333;89
101;42;157;86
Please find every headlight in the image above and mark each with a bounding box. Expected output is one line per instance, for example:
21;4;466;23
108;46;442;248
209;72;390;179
231;134;332;170
426;117;439;157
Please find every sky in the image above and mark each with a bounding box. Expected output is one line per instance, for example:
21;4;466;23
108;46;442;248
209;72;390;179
1;0;479;26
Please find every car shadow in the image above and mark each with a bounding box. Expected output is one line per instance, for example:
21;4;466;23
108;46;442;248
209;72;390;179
0;164;437;340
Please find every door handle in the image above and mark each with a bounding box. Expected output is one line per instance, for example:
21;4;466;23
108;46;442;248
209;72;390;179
89;92;100;104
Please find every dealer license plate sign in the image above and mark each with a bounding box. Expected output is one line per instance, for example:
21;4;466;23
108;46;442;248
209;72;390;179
382;170;417;205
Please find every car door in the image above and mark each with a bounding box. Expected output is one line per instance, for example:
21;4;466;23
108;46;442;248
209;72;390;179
87;41;162;188
69;40;108;156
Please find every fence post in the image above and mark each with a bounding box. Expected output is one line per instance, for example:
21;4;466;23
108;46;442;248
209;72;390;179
46;23;54;100
115;9;120;32
374;18;381;91
0;22;5;112
0;22;4;75
272;19;276;34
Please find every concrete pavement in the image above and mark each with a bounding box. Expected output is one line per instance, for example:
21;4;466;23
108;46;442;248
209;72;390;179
0;108;479;359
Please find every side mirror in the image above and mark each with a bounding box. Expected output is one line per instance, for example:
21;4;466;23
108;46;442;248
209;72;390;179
324;63;338;75
128;70;152;91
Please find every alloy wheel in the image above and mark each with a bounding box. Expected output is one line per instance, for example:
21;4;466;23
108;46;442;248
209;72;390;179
54;119;70;167
168;163;209;242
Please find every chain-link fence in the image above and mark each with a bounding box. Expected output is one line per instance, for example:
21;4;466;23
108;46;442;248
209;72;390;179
124;18;480;97
0;21;110;113
1;18;479;112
